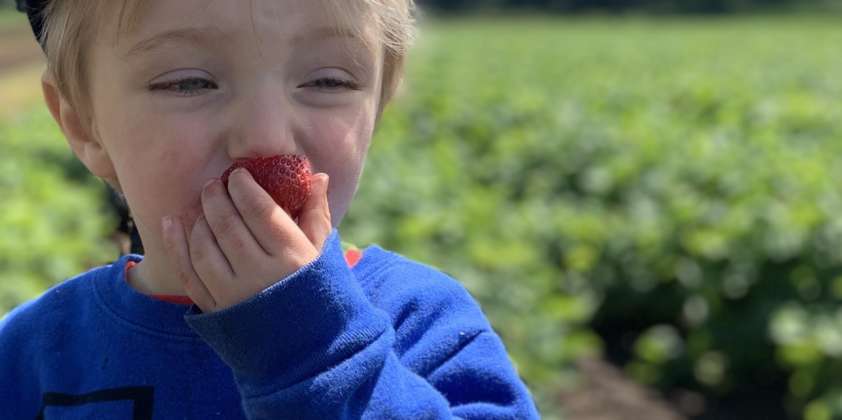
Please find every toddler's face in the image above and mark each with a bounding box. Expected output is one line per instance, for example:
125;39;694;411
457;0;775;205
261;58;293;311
87;0;382;254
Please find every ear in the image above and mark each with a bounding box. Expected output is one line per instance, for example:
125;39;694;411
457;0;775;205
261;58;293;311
42;72;121;190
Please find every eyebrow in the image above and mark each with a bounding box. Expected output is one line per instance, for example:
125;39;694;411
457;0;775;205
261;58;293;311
125;25;365;58
125;27;224;58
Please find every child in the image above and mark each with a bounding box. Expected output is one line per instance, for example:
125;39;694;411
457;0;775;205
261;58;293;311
1;0;540;418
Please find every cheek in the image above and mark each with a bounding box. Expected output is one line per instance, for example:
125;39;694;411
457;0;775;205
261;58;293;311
306;112;373;180
96;112;216;225
104;116;190;186
300;109;376;223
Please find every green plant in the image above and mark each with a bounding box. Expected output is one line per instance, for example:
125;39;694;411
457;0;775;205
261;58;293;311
342;17;842;418
0;109;117;318
4;16;842;419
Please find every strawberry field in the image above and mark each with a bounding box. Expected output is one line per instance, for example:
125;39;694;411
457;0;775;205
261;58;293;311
3;16;842;419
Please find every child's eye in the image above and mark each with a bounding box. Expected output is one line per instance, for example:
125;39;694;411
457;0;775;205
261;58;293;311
149;77;218;97
301;77;359;92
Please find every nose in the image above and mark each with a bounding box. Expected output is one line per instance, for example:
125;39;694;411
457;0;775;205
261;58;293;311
226;84;299;159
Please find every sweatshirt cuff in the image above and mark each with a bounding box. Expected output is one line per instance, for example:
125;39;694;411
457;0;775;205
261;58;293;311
183;229;388;392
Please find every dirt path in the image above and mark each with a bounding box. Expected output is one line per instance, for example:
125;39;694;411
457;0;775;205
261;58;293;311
0;24;47;119
0;24;43;76
558;358;691;420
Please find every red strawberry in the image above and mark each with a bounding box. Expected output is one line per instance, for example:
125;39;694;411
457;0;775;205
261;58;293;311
221;155;312;219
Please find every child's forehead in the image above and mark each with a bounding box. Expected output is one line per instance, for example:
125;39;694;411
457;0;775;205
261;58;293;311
102;0;379;50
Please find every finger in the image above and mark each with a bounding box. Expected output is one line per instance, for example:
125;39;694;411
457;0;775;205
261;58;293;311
162;216;216;312
189;214;235;308
227;167;305;256
201;178;267;272
298;173;332;251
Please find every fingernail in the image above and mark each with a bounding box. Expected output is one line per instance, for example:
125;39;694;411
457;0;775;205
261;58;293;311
203;178;216;191
233;167;250;178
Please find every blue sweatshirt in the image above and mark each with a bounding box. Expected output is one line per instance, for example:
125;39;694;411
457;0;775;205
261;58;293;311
0;230;540;419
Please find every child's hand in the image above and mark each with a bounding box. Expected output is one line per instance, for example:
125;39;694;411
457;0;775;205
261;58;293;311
162;169;331;313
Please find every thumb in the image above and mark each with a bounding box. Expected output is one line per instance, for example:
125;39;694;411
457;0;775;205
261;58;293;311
298;173;331;251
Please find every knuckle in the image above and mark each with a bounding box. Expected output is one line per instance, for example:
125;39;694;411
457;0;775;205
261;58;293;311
177;270;192;287
189;242;209;266
224;234;246;253
243;197;276;221
213;212;240;237
230;183;273;221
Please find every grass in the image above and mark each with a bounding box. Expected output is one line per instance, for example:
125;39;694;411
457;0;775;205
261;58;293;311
354;15;842;419
0;63;46;121
3;15;842;419
0;7;25;30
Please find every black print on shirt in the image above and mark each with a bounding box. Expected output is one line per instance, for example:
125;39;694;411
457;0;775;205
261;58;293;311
36;386;154;420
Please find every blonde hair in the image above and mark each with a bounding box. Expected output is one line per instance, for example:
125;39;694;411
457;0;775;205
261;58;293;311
39;0;417;126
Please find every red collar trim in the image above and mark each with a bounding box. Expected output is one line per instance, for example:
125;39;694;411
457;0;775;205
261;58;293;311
124;261;194;305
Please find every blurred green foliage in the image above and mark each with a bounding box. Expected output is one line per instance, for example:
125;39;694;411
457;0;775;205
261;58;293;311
418;0;842;14
3;16;842;420
0;111;116;318
0;7;21;28
342;17;842;419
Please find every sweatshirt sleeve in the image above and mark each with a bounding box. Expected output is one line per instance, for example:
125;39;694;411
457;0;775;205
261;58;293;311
184;230;540;419
0;306;42;418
